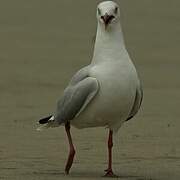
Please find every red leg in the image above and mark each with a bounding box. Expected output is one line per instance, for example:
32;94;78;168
65;122;75;175
104;130;118;177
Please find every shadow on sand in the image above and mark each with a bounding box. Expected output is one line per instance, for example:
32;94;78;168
32;169;154;180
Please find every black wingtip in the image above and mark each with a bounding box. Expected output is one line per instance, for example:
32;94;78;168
126;116;133;122
39;115;52;124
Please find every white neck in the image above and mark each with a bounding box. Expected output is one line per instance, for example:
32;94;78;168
92;20;127;64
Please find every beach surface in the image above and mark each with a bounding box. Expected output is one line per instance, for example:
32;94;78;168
0;0;180;179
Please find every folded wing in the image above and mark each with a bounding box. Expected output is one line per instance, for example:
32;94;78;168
55;66;99;124
126;84;143;121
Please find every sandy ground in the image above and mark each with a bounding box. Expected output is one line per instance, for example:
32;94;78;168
0;0;180;179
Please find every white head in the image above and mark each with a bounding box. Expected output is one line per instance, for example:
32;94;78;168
97;1;120;30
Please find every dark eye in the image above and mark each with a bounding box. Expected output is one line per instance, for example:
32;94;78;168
98;8;101;15
114;7;118;14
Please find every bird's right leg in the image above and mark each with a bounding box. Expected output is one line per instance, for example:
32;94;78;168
65;122;76;174
104;130;118;177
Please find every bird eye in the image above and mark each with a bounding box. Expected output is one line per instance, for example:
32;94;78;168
114;7;118;14
98;8;101;15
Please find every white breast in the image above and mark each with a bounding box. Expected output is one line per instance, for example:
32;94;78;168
72;58;138;131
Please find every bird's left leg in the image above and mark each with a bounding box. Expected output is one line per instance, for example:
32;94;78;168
65;122;76;174
104;130;118;177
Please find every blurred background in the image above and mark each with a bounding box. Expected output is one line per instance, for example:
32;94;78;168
0;0;180;179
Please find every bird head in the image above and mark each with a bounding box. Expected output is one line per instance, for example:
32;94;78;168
97;1;120;30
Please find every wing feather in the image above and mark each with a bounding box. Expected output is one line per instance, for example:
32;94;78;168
126;85;143;121
54;66;99;124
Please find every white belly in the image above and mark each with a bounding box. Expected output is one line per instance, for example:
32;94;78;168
71;61;138;131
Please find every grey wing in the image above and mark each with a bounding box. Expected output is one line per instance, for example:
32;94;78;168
55;66;99;124
69;65;90;86
126;85;143;121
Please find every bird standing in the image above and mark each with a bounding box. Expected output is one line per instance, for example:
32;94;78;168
38;1;143;177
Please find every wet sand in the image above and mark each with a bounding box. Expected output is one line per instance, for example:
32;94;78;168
0;0;180;179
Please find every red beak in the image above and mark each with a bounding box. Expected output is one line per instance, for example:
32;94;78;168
101;13;115;28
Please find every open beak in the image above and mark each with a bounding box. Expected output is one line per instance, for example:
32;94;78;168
101;13;115;29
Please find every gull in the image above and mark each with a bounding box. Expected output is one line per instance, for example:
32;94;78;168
37;1;143;177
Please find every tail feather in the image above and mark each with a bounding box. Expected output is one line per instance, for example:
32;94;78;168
39;115;52;124
37;115;59;131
